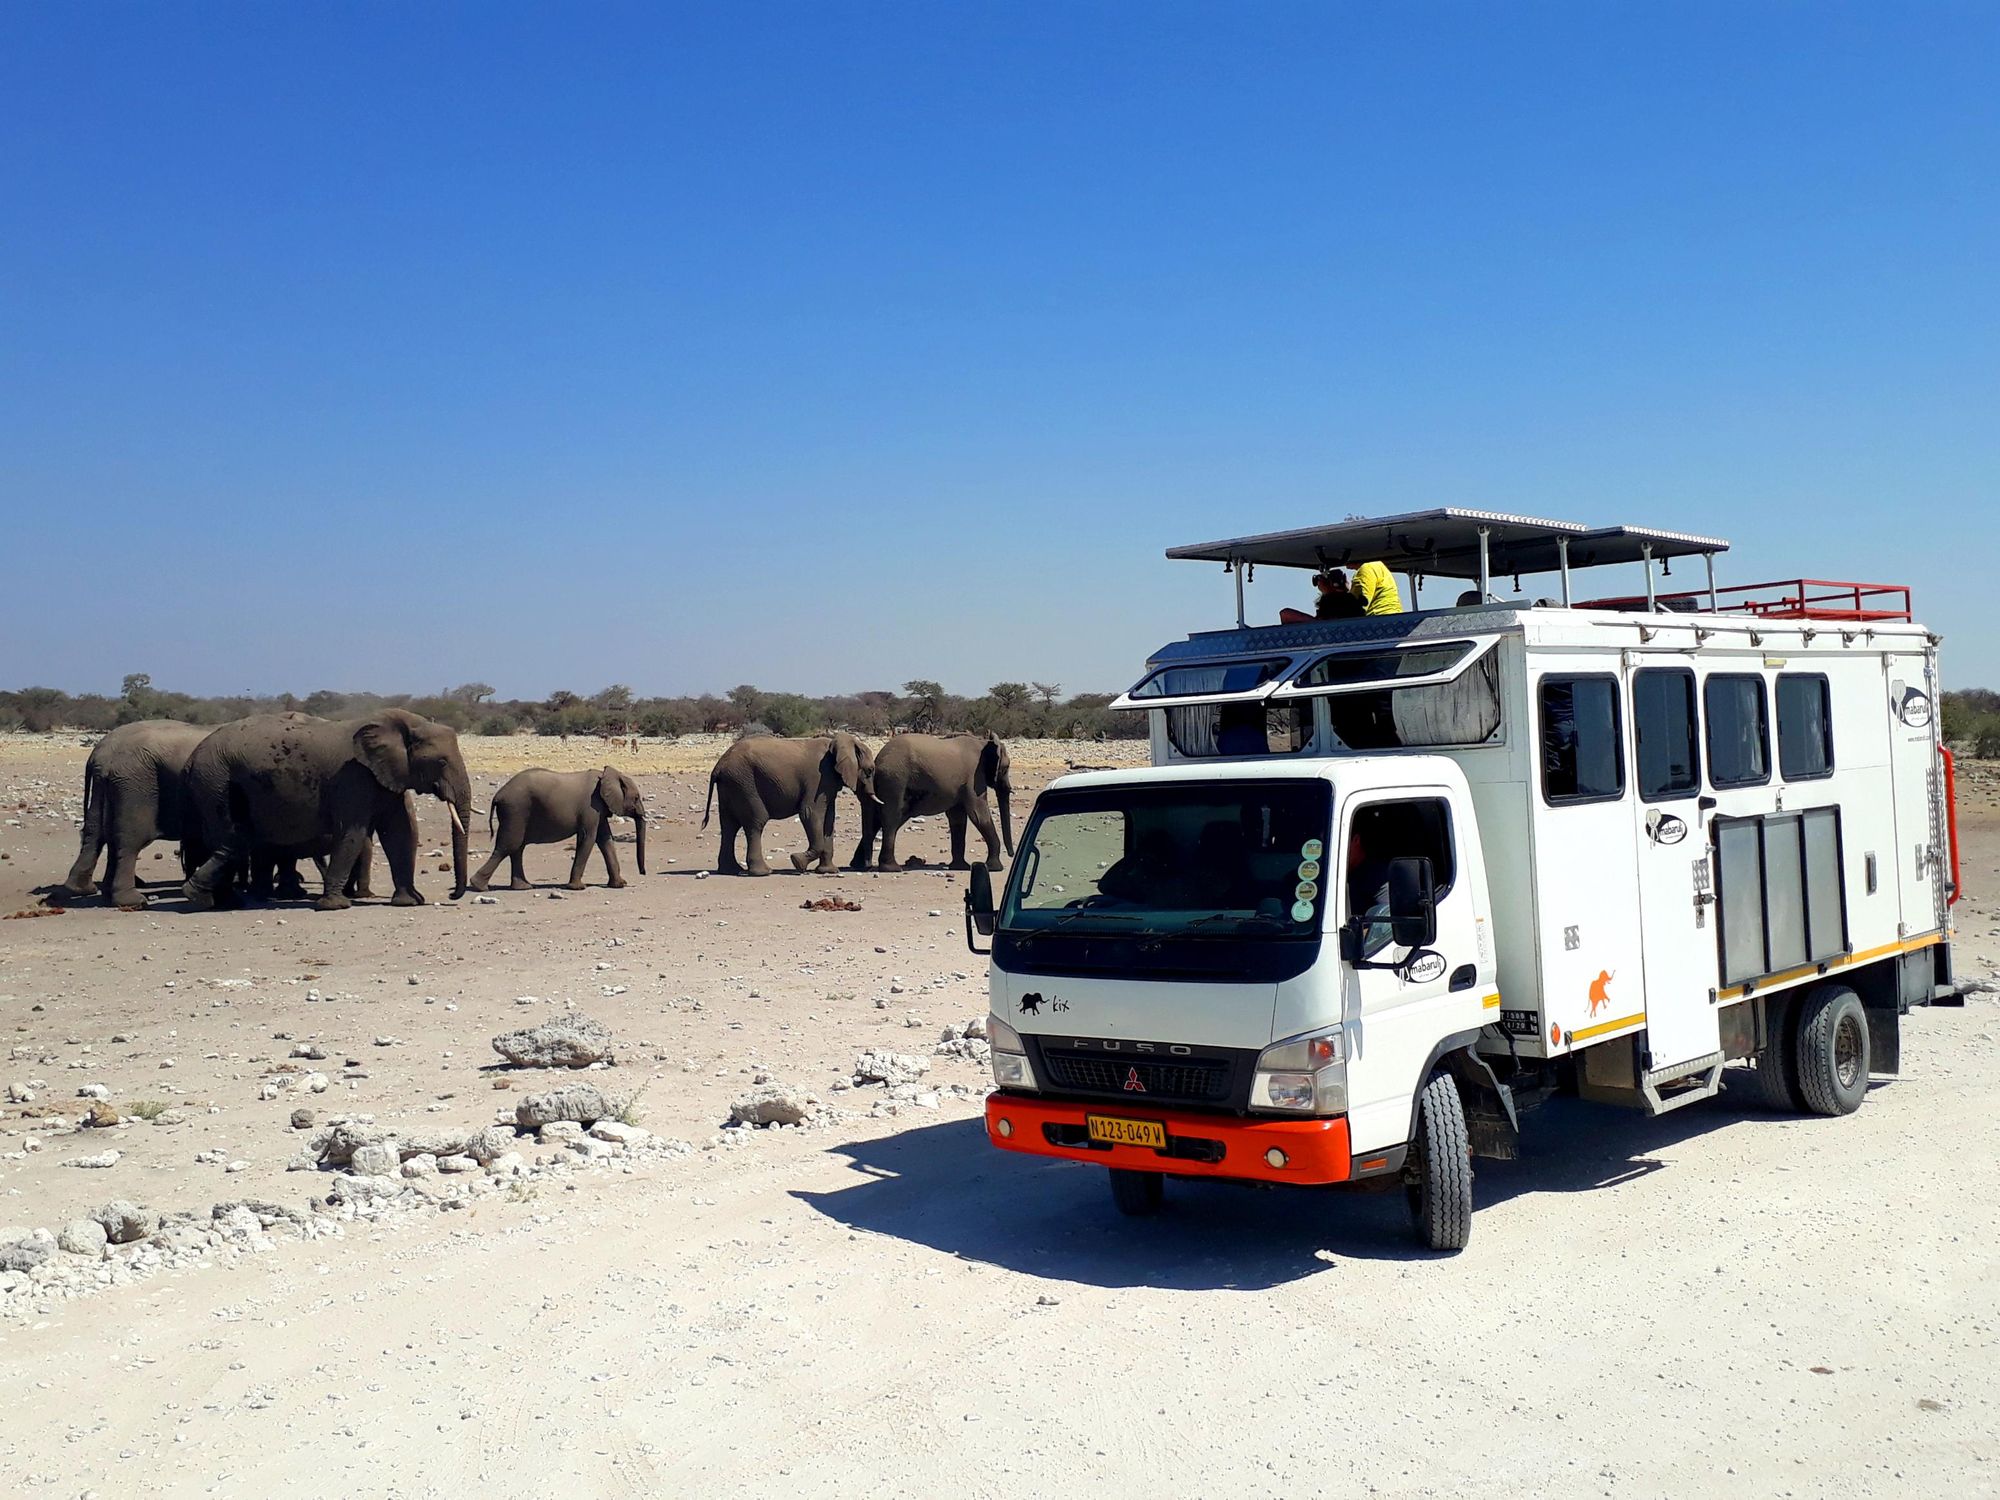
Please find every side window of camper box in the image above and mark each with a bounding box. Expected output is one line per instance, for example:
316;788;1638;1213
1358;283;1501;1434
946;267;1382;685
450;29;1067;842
1705;674;1771;789
1539;674;1625;805
1632;667;1699;802
1776;673;1835;781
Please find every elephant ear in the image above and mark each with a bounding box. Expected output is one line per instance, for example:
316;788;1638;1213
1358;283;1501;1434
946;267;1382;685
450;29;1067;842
597;767;622;812
833;734;861;792
353;719;413;792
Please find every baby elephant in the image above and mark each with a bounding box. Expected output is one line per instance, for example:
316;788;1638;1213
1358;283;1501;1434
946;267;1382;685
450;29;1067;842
470;766;647;892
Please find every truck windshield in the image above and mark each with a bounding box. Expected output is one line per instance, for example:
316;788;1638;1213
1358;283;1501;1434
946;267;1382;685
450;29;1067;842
1001;780;1333;939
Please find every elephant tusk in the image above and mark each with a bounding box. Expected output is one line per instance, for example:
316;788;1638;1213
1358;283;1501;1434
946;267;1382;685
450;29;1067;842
447;801;466;835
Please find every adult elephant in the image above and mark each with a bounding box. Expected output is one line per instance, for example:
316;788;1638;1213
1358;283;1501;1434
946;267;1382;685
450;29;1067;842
181;709;471;910
56;719;211;908
703;732;876;875
857;731;1014;872
470;766;647;891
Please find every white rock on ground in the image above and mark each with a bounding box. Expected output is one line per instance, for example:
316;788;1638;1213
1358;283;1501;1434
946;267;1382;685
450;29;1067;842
515;1083;623;1129
92;1200;156;1243
730;1084;809;1127
854;1050;930;1087
1;1228;58;1272
349;1143;402;1178
57;1218;110;1257
491;1011;617;1069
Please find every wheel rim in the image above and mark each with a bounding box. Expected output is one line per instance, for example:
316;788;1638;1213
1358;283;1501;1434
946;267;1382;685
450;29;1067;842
1834;1013;1864;1089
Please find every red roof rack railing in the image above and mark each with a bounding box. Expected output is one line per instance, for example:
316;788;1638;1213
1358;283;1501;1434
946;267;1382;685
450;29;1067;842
1576;578;1912;623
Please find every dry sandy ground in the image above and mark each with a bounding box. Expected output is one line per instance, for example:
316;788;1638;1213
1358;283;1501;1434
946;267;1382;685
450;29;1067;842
1;734;1997;1499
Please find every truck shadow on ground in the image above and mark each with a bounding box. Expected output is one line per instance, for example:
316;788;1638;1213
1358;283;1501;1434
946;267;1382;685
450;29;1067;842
795;1077;1808;1291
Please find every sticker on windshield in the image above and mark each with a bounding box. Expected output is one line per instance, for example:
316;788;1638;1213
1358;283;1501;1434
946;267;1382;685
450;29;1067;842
1297;859;1322;882
1290;900;1315;923
1294;880;1319;902
1301;838;1324;861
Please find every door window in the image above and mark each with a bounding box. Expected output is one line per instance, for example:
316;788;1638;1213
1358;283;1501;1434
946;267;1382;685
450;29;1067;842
1344;797;1455;958
1705;674;1771;788
1632;667;1699;801
1539;675;1625;805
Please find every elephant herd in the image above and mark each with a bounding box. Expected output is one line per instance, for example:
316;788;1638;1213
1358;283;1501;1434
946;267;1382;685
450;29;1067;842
703;730;1014;876
52;716;1012;913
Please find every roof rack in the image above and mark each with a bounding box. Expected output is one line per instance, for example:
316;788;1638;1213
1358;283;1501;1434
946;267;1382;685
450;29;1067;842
1168;509;1731;625
1578;578;1913;623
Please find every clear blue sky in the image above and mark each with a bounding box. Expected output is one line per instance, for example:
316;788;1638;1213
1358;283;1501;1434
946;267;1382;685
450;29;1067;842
3;3;1995;700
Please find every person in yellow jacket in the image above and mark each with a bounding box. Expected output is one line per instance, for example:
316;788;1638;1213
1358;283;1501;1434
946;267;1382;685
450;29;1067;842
1351;560;1405;615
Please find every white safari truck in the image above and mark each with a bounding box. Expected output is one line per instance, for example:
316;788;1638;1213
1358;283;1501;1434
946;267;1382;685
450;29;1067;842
968;511;1963;1250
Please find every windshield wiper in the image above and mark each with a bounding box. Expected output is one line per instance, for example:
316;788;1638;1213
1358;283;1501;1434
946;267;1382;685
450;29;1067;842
1012;910;1144;944
1179;911;1303;936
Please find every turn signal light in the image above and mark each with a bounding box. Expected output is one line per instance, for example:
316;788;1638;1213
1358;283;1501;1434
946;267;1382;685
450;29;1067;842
1264;1147;1289;1169
995;1117;1014;1139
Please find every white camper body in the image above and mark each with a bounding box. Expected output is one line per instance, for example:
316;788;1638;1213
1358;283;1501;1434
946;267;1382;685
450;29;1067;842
977;511;1960;1250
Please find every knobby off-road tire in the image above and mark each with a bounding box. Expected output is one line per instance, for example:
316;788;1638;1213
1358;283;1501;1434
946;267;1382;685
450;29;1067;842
1108;1168;1164;1217
1405;1073;1473;1252
1795;985;1870;1117
1756;992;1807;1111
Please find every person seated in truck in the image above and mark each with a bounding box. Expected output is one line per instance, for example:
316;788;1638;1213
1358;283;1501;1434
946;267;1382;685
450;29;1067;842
1215;701;1271;756
1347;824;1396;956
1099;829;1178;906
1352;560;1405;615
1314;568;1366;620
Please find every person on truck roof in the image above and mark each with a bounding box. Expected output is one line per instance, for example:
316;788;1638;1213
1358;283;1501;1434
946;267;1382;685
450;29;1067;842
1313;569;1366;620
1351;560;1404;615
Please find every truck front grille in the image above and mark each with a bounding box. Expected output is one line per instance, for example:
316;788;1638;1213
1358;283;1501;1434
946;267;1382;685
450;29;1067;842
1040;1050;1233;1105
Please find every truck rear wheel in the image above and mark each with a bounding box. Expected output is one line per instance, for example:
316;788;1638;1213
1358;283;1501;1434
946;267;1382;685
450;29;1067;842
1795;985;1869;1117
1405;1073;1472;1252
1756;992;1807;1111
1108;1168;1164;1217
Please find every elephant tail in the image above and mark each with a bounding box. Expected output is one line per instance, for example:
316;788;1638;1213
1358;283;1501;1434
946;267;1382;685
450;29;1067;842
702;772;716;829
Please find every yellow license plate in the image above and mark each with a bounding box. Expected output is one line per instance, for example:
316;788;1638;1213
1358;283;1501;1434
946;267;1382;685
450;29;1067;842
1086;1114;1167;1150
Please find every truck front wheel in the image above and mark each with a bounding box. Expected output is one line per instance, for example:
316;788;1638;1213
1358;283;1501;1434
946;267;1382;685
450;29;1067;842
1405;1073;1473;1252
1108;1168;1164;1217
1795;985;1870;1117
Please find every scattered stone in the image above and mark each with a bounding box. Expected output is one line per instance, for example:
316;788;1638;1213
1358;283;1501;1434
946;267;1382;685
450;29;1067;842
77;1082;110;1100
291;1108;317;1130
730;1083;809;1127
0;1228;57;1272
402;1153;439;1179
4;1083;32;1103
589;1120;650;1145
58;1218;108;1257
68;1150;121;1169
463;1124;520;1164
348;1142;401;1177
83;1101;120;1128
515;1083;622;1129
313;1121;388;1166
491;1012;616;1069
538;1120;586;1143
291;1043;327;1060
436;1154;478;1174
854;1050;931;1087
92;1201;156;1243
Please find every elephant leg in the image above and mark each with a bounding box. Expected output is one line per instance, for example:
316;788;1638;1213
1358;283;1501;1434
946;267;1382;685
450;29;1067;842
61;788;105;897
274;858;309;901
567;814;600;890
790;803;823;872
186;820;253;911
316;827;371;911
469;836;508;892
376;804;423;906
967;797;1005;871
946;807;970;870
246;853;276;903
509;847;530;888
597;823;625;888
104;835;147;911
874;810;903;871
715;811;744;875
743;817;773;877
848;800;877;871
351;839;376;900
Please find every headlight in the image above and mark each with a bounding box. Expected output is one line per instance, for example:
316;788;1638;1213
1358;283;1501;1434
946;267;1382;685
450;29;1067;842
1251;1027;1347;1114
988;1013;1036;1092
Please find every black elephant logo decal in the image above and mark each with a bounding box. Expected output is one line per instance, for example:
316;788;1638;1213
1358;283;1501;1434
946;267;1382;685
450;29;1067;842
1018;992;1044;1016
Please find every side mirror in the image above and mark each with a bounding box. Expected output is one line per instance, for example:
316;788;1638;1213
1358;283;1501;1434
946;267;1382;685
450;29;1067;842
1386;856;1436;949
964;865;996;953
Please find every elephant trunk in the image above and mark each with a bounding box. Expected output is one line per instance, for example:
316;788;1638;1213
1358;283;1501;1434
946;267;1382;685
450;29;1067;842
634;808;648;876
441;765;471;897
998;786;1015;857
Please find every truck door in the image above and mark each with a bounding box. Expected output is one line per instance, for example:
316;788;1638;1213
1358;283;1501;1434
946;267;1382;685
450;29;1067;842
1338;790;1482;1155
1626;657;1722;1070
1883;649;1946;939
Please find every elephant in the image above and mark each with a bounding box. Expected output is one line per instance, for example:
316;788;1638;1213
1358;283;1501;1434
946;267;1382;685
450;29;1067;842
56;719;211;908
470;766;647;891
854;731;1014;872
703;732;876;876
180;708;471;910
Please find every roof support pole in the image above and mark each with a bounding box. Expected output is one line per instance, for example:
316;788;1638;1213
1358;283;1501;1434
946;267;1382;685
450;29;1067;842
1477;526;1491;603
1704;552;1718;612
1643;542;1657;612
1558;537;1573;606
1233;560;1246;628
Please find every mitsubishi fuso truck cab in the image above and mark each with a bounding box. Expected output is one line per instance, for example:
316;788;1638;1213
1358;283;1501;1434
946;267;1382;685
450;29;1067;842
972;510;1961;1251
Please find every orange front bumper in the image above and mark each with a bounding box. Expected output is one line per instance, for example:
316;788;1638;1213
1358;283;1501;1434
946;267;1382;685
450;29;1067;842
984;1093;1351;1185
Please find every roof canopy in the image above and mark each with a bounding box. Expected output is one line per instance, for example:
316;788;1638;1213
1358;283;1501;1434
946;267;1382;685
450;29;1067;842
1166;508;1728;581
